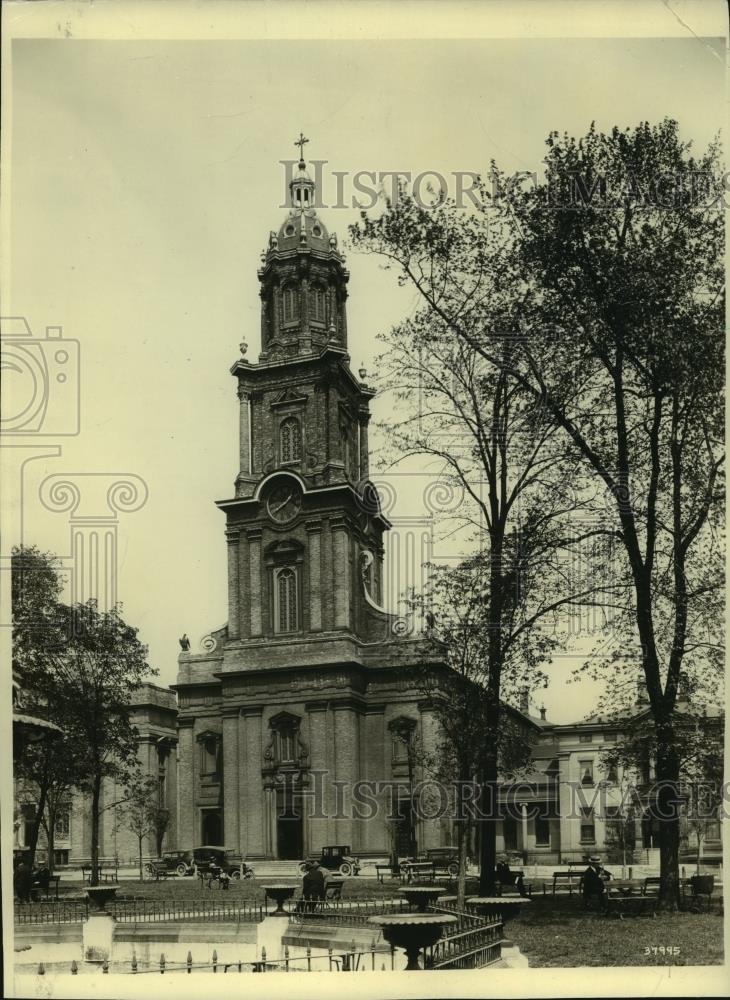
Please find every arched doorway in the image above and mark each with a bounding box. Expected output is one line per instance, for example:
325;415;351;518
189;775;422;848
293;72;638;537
201;810;222;846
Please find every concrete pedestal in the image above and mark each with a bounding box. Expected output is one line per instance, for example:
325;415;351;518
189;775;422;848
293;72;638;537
83;913;115;963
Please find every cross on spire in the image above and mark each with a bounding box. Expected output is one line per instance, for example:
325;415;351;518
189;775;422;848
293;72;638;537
295;132;309;162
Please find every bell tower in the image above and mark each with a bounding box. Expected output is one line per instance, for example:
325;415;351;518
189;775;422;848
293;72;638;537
258;133;349;362
216;139;392;653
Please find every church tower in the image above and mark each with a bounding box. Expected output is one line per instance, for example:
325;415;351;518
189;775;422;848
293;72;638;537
174;140;446;862
219;138;389;642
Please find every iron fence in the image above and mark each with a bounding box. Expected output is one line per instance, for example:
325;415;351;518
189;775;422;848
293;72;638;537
111;897;265;923
32;942;395;976
14;900;88;924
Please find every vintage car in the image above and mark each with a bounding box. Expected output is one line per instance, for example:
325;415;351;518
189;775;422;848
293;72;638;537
144;850;194;877
298;845;361;877
424;846;461;876
192;845;254;879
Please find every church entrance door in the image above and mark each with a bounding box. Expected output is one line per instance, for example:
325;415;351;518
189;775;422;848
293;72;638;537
201;809;222;846
276;787;303;859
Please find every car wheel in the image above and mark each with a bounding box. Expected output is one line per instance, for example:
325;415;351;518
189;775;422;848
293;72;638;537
175;863;188;877
298;862;308;876
339;862;352;877
244;868;254;879
448;863;459;877
231;870;241;880
144;863;154;876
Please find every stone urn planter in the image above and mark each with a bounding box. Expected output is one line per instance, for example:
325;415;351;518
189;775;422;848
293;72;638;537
399;885;445;913
262;884;295;915
85;885;120;913
369;913;457;970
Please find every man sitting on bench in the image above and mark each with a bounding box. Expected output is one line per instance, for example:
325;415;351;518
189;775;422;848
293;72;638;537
582;856;611;907
496;857;528;897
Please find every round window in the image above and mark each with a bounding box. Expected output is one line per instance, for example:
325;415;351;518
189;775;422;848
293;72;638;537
312;226;321;237
285;225;295;236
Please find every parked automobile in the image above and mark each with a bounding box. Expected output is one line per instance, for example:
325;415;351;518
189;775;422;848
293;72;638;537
192;846;254;879
423;846;461;876
298;845;361;877
144;850;194;877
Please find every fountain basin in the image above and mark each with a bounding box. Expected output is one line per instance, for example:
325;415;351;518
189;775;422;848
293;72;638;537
398;885;445;912
369;913;456;970
466;895;530;924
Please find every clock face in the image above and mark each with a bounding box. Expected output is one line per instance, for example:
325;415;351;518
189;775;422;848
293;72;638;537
266;482;303;524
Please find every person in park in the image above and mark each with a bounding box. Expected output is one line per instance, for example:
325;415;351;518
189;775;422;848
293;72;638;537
496;856;528;897
582;856;612;906
298;859;327;912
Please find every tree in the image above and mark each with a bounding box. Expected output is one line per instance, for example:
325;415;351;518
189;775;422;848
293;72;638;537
49;600;154;885
12;545;77;868
408;556;543;904
351;194;615;898
350;119;724;907
119;775;166;881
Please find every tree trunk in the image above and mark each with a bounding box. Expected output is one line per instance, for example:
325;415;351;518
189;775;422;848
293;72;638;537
655;730;681;910
43;803;57;876
478;753;499;896
90;773;102;887
456;817;469;908
138;833;143;882
27;783;49;869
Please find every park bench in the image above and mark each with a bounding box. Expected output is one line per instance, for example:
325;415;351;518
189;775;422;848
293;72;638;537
688;874;715;910
375;862;402;883
33;872;61;900
147;862;172;881
401;861;436;883
603;881;656;918
78;858;119;884
551;871;584;894
495;871;533;898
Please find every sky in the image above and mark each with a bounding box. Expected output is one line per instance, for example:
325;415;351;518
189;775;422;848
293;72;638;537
3;29;725;722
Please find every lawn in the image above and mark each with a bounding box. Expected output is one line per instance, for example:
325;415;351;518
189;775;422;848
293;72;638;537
507;894;724;967
51;876;724;967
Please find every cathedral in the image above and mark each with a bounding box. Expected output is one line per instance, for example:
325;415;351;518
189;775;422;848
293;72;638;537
173;146;450;860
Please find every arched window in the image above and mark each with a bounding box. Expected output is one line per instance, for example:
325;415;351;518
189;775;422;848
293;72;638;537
311;285;327;324
276;567;298;633
282;285;298;324
280;418;301;462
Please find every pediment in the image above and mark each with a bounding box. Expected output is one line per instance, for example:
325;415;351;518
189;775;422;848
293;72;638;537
271;388;308;409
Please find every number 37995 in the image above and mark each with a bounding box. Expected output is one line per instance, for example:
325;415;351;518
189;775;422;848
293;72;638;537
644;946;681;956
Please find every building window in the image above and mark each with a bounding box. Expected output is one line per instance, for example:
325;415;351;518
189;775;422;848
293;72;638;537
275;567;298;633
580;807;595;844
535;815;550;847
579;733;593;743
603;732;617;743
392;731;412;763
311;285;327;324
54;808;70;840
605;762;619;783
579;760;594;786
282;285;298;324
200;735;220;777
276;726;296;764
280;418;301;463
389;718;417;764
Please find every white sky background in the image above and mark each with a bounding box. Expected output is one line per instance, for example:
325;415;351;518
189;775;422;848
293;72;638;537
4;28;725;722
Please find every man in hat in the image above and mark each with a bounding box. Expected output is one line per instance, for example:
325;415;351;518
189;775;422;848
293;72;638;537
582;855;611;907
298;859;327;913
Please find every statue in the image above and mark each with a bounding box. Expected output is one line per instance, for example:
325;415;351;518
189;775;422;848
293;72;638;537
239;340;248;357
179;633;190;651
